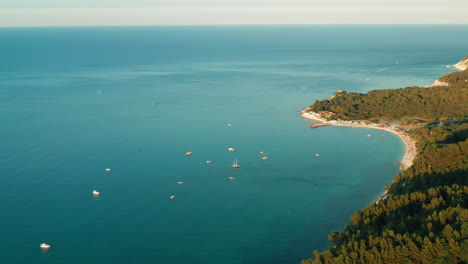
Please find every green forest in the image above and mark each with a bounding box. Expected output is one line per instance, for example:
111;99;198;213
303;68;468;264
309;69;468;124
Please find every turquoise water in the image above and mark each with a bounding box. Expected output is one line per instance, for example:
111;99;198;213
0;25;467;264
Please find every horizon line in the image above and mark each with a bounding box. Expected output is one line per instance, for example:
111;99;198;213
1;23;468;29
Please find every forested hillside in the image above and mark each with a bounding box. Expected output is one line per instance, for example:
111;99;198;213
309;69;467;123
303;68;468;264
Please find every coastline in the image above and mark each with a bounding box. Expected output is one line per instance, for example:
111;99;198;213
301;109;417;171
453;59;468;71
424;79;449;88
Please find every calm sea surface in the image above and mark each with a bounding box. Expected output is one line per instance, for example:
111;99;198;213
0;25;467;264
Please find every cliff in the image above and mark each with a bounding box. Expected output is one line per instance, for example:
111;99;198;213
453;56;468;71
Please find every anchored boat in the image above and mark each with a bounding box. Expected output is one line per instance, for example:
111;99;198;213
231;159;240;168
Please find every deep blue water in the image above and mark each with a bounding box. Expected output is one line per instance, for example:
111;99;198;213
0;25;467;264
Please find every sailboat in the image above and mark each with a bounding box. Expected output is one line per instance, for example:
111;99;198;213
231;159;240;168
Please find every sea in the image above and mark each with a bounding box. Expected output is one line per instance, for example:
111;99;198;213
0;25;467;264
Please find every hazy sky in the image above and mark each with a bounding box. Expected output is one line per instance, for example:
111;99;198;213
0;0;467;27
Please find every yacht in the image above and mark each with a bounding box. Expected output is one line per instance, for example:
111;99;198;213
40;243;50;249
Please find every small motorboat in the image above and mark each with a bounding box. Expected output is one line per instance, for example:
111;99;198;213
186;152;193;156
105;168;111;172
206;160;212;164
227;123;232;126
315;154;320;157
177;182;184;185
259;151;264;154
40;243;51;249
261;156;269;160
93;190;100;195
170;195;175;199
228;147;236;152
229;177;236;180
367;134;372;137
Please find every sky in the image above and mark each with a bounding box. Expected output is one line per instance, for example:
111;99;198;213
0;0;467;27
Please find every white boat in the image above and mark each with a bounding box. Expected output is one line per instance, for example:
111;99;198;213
229;177;236;180
367;134;372;137
315;154;320;157
186;152;193;156
177;182;184;185
261;156;269;160
105;168;111;172
227;123;232;126
206;160;212;164
170;195;175;199
259;151;264;154
231;159;240;168
40;243;50;249
228;147;236;152
93;190;100;195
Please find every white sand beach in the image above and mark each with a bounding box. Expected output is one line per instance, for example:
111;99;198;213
301;109;417;170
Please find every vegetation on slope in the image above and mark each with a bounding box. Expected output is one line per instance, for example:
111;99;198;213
309;70;468;124
303;68;468;264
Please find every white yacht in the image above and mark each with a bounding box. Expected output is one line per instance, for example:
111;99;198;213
40;243;51;249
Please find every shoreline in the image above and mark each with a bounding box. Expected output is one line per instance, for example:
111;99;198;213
453;59;468;71
301;109;417;171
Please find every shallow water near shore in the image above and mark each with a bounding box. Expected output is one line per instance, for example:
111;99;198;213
0;25;467;264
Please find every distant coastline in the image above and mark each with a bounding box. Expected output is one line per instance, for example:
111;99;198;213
453;57;468;71
300;109;417;170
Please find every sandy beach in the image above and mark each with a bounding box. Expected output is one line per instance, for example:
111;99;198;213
301;109;417;171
